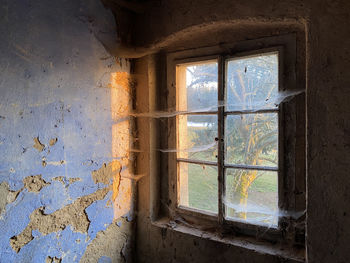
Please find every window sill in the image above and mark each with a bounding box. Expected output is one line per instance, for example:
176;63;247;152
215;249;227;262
152;217;305;263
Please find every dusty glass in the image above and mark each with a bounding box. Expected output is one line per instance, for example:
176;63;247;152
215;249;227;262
225;169;278;226
177;114;218;162
226;53;278;111
225;113;278;167
176;61;218;112
178;162;218;214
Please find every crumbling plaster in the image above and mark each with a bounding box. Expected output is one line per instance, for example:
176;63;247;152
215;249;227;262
130;1;350;263
0;0;135;262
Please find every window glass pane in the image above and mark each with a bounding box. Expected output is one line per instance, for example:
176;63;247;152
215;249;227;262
225;113;278;167
177;60;218;112
177;114;217;161
226;53;278;111
178;162;218;214
225;169;278;226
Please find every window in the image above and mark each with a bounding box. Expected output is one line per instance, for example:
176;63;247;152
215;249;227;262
165;34;305;243
177;52;280;226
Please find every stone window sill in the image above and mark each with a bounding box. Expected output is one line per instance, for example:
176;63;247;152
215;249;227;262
152;217;305;263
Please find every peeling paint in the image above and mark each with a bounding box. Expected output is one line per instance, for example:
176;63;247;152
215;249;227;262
33;137;45;152
23;175;50;193
0;0;134;261
68;178;81;184
49;138;58;146
91;160;121;186
46;256;62;263
80;219;132;263
1;174;51;218
0;182;20;217
52;176;81;185
42;157;47;167
10;187;110;253
52;176;65;184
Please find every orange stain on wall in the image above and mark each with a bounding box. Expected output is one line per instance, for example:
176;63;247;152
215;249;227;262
110;72;133;219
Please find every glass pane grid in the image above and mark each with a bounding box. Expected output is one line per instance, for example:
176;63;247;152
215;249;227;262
175;52;280;228
223;52;279;226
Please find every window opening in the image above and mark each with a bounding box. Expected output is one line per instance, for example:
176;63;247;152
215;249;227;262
176;52;280;226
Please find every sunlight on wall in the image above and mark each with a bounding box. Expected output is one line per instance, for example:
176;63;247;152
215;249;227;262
110;72;133;220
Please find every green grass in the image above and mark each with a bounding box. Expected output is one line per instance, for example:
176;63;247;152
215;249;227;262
250;172;277;193
187;164;218;213
183;162;277;214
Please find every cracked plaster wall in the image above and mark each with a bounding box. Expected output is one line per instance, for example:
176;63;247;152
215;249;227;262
0;0;134;262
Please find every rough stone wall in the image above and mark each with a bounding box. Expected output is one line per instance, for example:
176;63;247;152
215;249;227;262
132;1;350;263
0;0;134;262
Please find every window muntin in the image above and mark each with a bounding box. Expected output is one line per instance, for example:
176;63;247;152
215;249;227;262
176;52;280;226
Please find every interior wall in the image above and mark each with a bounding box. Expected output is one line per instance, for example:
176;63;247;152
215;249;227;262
135;32;305;263
0;0;135;262
133;1;350;263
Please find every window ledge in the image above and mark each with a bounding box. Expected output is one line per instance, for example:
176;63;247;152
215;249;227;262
152;217;305;263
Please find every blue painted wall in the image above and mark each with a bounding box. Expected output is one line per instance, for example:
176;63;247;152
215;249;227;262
0;0;133;262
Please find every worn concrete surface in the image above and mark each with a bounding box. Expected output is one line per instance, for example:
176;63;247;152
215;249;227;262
0;0;134;262
131;1;350;263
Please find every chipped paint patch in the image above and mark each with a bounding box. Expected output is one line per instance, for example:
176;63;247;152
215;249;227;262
91;162;132;220
46;256;62;263
33;137;45;152
23;175;50;193
10;188;110;253
80;219;132;263
0;182;20;217
91;160;121;185
68;178;81;184
0;0;134;260
49;138;58;146
52;176;80;185
52;176;65;184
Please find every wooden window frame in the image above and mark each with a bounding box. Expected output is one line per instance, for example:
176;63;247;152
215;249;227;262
164;34;305;245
